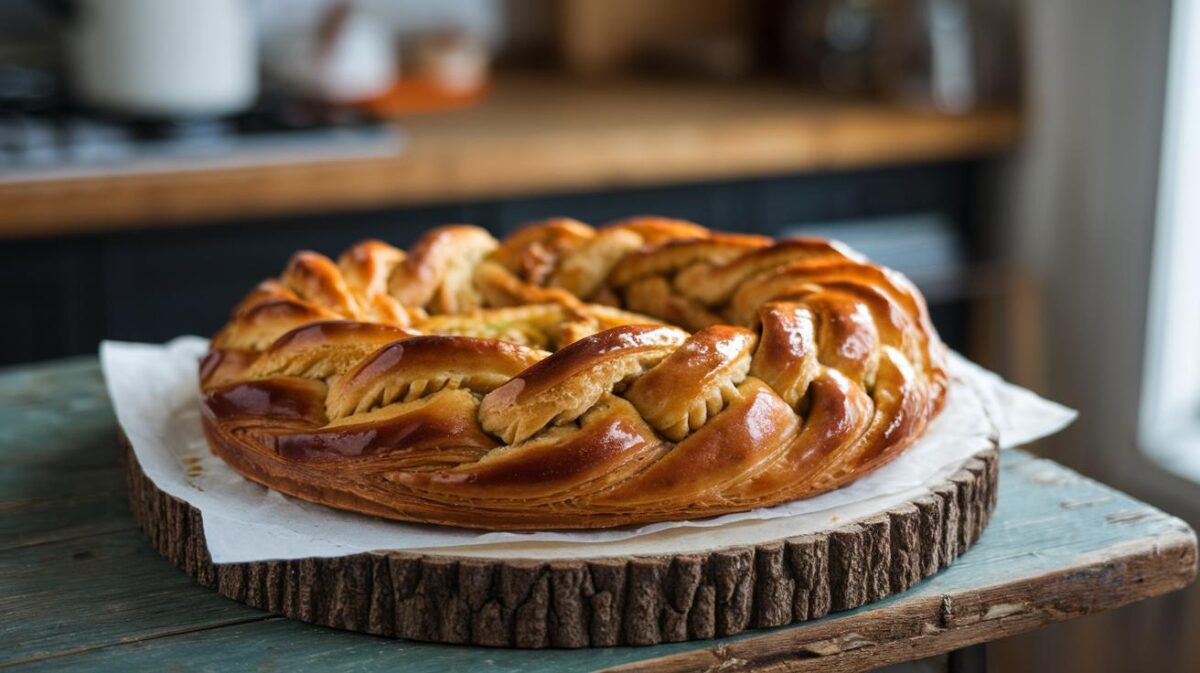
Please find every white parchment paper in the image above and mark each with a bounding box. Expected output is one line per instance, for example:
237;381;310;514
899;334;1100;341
101;338;1075;563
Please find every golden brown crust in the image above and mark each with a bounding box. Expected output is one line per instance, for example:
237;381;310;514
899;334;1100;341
478;325;689;444
489;217;594;285
200;217;949;530
242;321;419;382
387;225;498;313
336;240;416;325
326;335;544;420
623;325;757;440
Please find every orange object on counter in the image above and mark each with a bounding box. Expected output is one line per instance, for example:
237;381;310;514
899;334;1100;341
356;77;489;117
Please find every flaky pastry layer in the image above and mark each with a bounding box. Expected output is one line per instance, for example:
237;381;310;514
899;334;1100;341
200;217;948;529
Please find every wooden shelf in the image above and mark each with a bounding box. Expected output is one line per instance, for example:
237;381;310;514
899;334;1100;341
0;74;1021;239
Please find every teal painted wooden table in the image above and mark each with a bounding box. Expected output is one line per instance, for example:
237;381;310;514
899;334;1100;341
1;357;1196;672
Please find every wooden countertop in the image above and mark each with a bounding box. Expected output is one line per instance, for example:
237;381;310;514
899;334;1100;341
0;75;1020;239
1;356;1194;671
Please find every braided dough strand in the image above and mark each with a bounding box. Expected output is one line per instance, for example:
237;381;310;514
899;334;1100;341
201;216;949;529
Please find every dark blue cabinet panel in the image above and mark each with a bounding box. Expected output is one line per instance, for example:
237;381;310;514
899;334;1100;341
0;240;103;364
755;163;972;234
101;205;470;343
1;163;982;365
493;181;749;234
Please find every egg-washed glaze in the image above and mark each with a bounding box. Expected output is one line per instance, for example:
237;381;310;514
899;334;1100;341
200;217;948;529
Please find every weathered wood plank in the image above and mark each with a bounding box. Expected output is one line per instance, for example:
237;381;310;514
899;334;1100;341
12;515;1191;673
0;529;268;665
0;357;113;468
1;358;1195;672
0;359;134;551
1;451;1193;672
0;465;132;552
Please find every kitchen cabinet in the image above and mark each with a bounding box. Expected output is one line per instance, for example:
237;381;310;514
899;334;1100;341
1;161;981;365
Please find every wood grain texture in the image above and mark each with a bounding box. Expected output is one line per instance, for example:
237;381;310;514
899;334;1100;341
0;357;133;553
121;439;999;648
0;74;1020;238
605;540;1197;673
0;530;272;665
3;357;1197;672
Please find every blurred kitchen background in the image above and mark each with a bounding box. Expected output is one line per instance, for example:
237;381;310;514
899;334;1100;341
1;1;1197;671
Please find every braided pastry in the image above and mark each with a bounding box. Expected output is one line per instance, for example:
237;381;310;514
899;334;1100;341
200;217;948;530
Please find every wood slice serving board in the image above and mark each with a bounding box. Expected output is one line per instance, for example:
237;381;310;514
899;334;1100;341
122;440;999;648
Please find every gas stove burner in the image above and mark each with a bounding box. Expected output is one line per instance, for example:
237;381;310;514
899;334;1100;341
127;118;234;142
0;102;404;178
